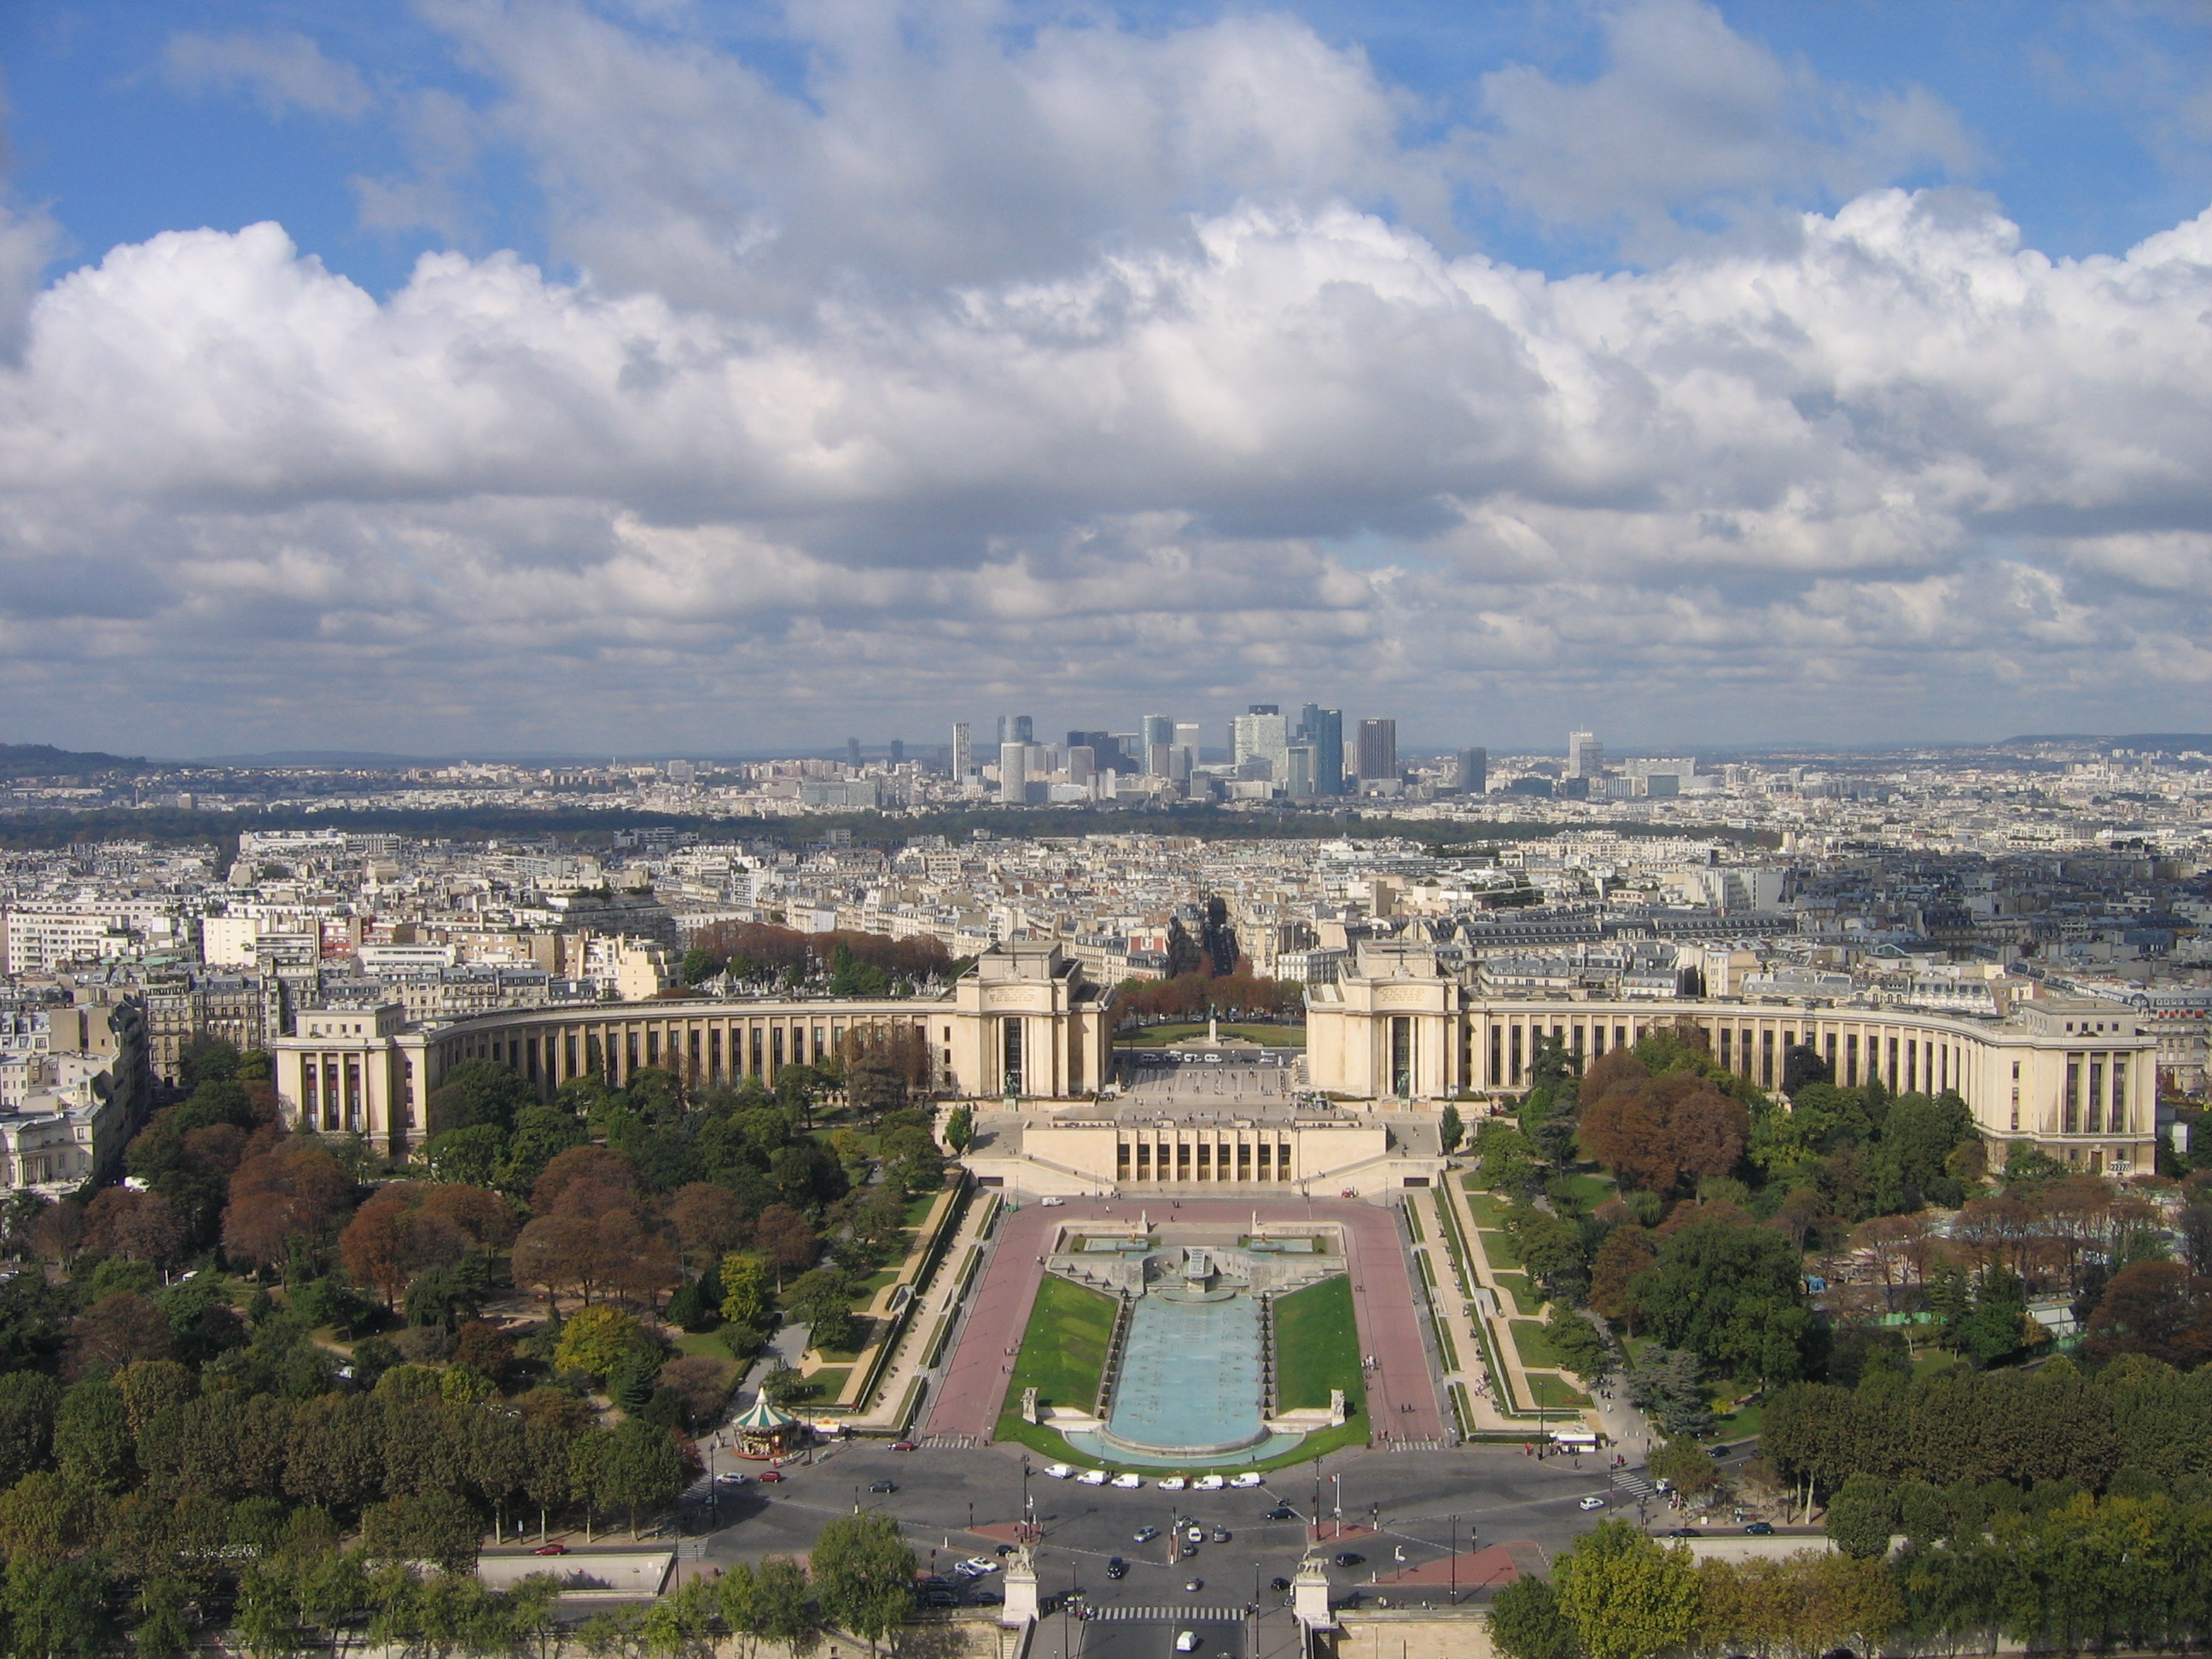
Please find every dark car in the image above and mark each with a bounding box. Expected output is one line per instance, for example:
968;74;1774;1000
533;1544;568;1557
1180;1543;1197;1559
969;1590;1003;1606
1333;1552;1364;1569
1266;1506;1297;1522
917;1576;954;1592
1107;1558;1127;1580
922;1590;960;1609
870;1480;898;1493
1744;1522;1776;1536
1270;1577;1292;1593
995;1544;1016;1556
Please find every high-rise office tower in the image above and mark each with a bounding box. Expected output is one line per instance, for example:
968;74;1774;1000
997;715;1010;745
1285;744;1317;798
1249;703;1280;717
1066;731;1118;771
1567;731;1604;778
1307;707;1344;795
1140;714;1175;772
1067;746;1095;788
889;738;905;765
1013;715;1034;745
998;742;1027;804
1309;707;1344;800
952;722;972;777
847;736;862;767
1232;709;1290;777
1356;719;1397;782
1173;721;1202;756
1456;747;1487;795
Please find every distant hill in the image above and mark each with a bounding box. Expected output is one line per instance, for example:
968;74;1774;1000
189;750;449;767
2000;733;2212;751
0;742;150;781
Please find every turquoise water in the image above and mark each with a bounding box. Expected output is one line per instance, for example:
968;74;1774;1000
1103;1293;1266;1455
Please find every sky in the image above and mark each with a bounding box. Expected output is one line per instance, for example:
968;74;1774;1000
5;2;2212;759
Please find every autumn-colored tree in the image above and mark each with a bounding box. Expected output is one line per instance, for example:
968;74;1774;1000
1580;1047;1650;1110
412;1184;518;1251
592;1210;683;1308
1590;1225;1656;1328
220;1141;353;1272
531;1146;640;1219
1580;1072;1749;1194
2084;1261;2212;1370
64;1293;175;1379
511;1214;602;1304
84;1190;184;1268
27;1201;88;1268
338;1188;469;1309
752;1205;819;1287
667;1183;748;1266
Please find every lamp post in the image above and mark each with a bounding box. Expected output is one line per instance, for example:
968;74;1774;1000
1448;1514;1457;1606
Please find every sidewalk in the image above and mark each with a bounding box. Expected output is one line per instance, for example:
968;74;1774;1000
832;1185;998;1434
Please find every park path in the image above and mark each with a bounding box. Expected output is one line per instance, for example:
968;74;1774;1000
923;1197;1444;1444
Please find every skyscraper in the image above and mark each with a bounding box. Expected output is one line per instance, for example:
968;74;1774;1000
952;722;972;778
1568;731;1604;779
1456;747;1487;795
998;742;1027;804
1356;719;1397;783
847;736;862;767
1232;708;1290;777
1013;715;1034;745
1307;707;1344;795
1141;714;1175;774
1173;721;1202;755
996;716;1010;745
889;738;904;765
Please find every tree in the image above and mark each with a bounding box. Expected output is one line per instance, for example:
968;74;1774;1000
363;1490;484;1572
222;1140;353;1272
423;1123;509;1188
1439;1104;1464;1155
1551;1521;1698;1659
1625;1348;1714;1441
503;1104;589;1196
1825;1473;1895;1559
5;1557;114;1659
426;1059;537;1136
787;1268;858;1355
812;1510;917;1656
719;1254;771;1331
942;1104;974;1155
1647;1437;1718;1499
511;1213;602;1305
1633;1215;1810;1385
63;1292;174;1377
1488;1576;1581;1659
84;1188;185;1268
1589;1227;1655;1329
668;1184;748;1267
573;1421;685;1536
2084;1261;2212;1370
533;1146;641;1219
1580;1073;1749;1194
0;1373;60;1489
1545;1307;1611;1383
52;1379;134;1493
753;1206;820;1287
555;1305;646;1381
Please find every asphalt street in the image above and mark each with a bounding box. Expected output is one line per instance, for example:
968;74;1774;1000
686;1439;1633;1613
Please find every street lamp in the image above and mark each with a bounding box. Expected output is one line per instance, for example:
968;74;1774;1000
1447;1514;1456;1606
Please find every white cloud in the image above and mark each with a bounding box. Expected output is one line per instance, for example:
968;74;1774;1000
162;30;376;120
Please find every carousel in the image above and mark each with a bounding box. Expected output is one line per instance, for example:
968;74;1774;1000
730;1391;808;1459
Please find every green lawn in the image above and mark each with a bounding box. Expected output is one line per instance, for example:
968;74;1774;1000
1528;1374;1592;1410
1557;1173;1616;1208
675;1331;733;1359
1004;1274;1119;1417
1511;1318;1567;1370
1489;1272;1531;1316
1479;1230;1523;1270
1274;1274;1362;1413
802;1367;851;1402
1462;1187;1508;1227
1117;1023;1307;1048
903;1190;940;1227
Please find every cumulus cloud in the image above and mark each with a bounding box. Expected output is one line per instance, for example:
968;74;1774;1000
3;3;2209;751
162;31;377;120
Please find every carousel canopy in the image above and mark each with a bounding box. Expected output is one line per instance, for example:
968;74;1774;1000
733;1393;799;1431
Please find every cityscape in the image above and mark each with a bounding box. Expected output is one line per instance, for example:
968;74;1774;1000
7;3;2212;1659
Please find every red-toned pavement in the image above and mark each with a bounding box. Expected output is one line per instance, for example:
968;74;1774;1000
1371;1542;1526;1591
923;1198;1444;1443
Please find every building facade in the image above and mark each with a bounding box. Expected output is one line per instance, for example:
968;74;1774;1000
1307;942;2157;1175
271;943;1114;1151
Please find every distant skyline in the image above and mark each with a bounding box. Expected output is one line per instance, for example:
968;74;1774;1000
4;3;2212;754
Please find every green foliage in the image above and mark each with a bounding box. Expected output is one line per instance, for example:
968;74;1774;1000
1488;1576;1583;1659
812;1510;917;1647
1626;1348;1714;1440
1632;1214;1810;1384
1826;1473;1896;1559
0;1374;60;1488
553;1305;647;1382
1648;1435;1718;1498
425;1060;536;1137
1439;1103;1464;1155
718;1254;771;1332
53;1380;134;1493
1544;1306;1612;1382
1551;1521;1699;1659
942;1103;974;1155
422;1122;508;1188
786;1267;859;1356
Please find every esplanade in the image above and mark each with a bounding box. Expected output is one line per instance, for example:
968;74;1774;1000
1307;940;2157;1175
270;941;1114;1150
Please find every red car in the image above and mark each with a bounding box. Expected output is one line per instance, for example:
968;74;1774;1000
757;1470;787;1483
533;1544;568;1557
891;1441;918;1452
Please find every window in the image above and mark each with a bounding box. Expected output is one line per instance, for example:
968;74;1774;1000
1390;1017;1413;1097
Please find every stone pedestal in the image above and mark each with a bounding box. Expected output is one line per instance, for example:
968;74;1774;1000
1000;1545;1040;1627
1021;1387;1039;1424
1292;1556;1335;1631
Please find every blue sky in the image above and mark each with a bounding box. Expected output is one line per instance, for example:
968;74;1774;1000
3;1;2212;754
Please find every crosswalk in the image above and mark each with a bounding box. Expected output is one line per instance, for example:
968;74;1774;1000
1084;1606;1249;1622
918;1435;979;1449
1388;1438;1451;1452
1613;1470;1656;1497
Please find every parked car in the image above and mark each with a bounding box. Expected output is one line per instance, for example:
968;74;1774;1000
968;1590;1003;1606
1175;1633;1201;1653
757;1470;786;1483
1185;1527;1204;1545
1334;1553;1364;1569
891;1441;918;1452
1266;1506;1297;1522
1209;1526;1231;1543
1270;1577;1292;1593
923;1589;960;1608
1107;1558;1128;1580
994;1545;1016;1556
1078;1469;1109;1486
1134;1527;1161;1544
1040;1196;1066;1206
1113;1474;1144;1489
1159;1476;1188;1492
1578;1496;1606;1511
1231;1473;1265;1489
1193;1474;1225;1491
1045;1463;1074;1479
1744;1522;1776;1535
870;1480;898;1493
533;1544;568;1557
1184;1579;1204;1593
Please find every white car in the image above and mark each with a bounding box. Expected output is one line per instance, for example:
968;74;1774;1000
1578;1496;1607;1511
1077;1469;1109;1486
1185;1526;1203;1545
1158;1476;1189;1492
959;1557;1000;1575
1231;1472;1264;1488
1193;1475;1225;1491
1176;1635;1201;1654
1112;1473;1144;1489
1045;1463;1074;1480
1040;1196;1066;1206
